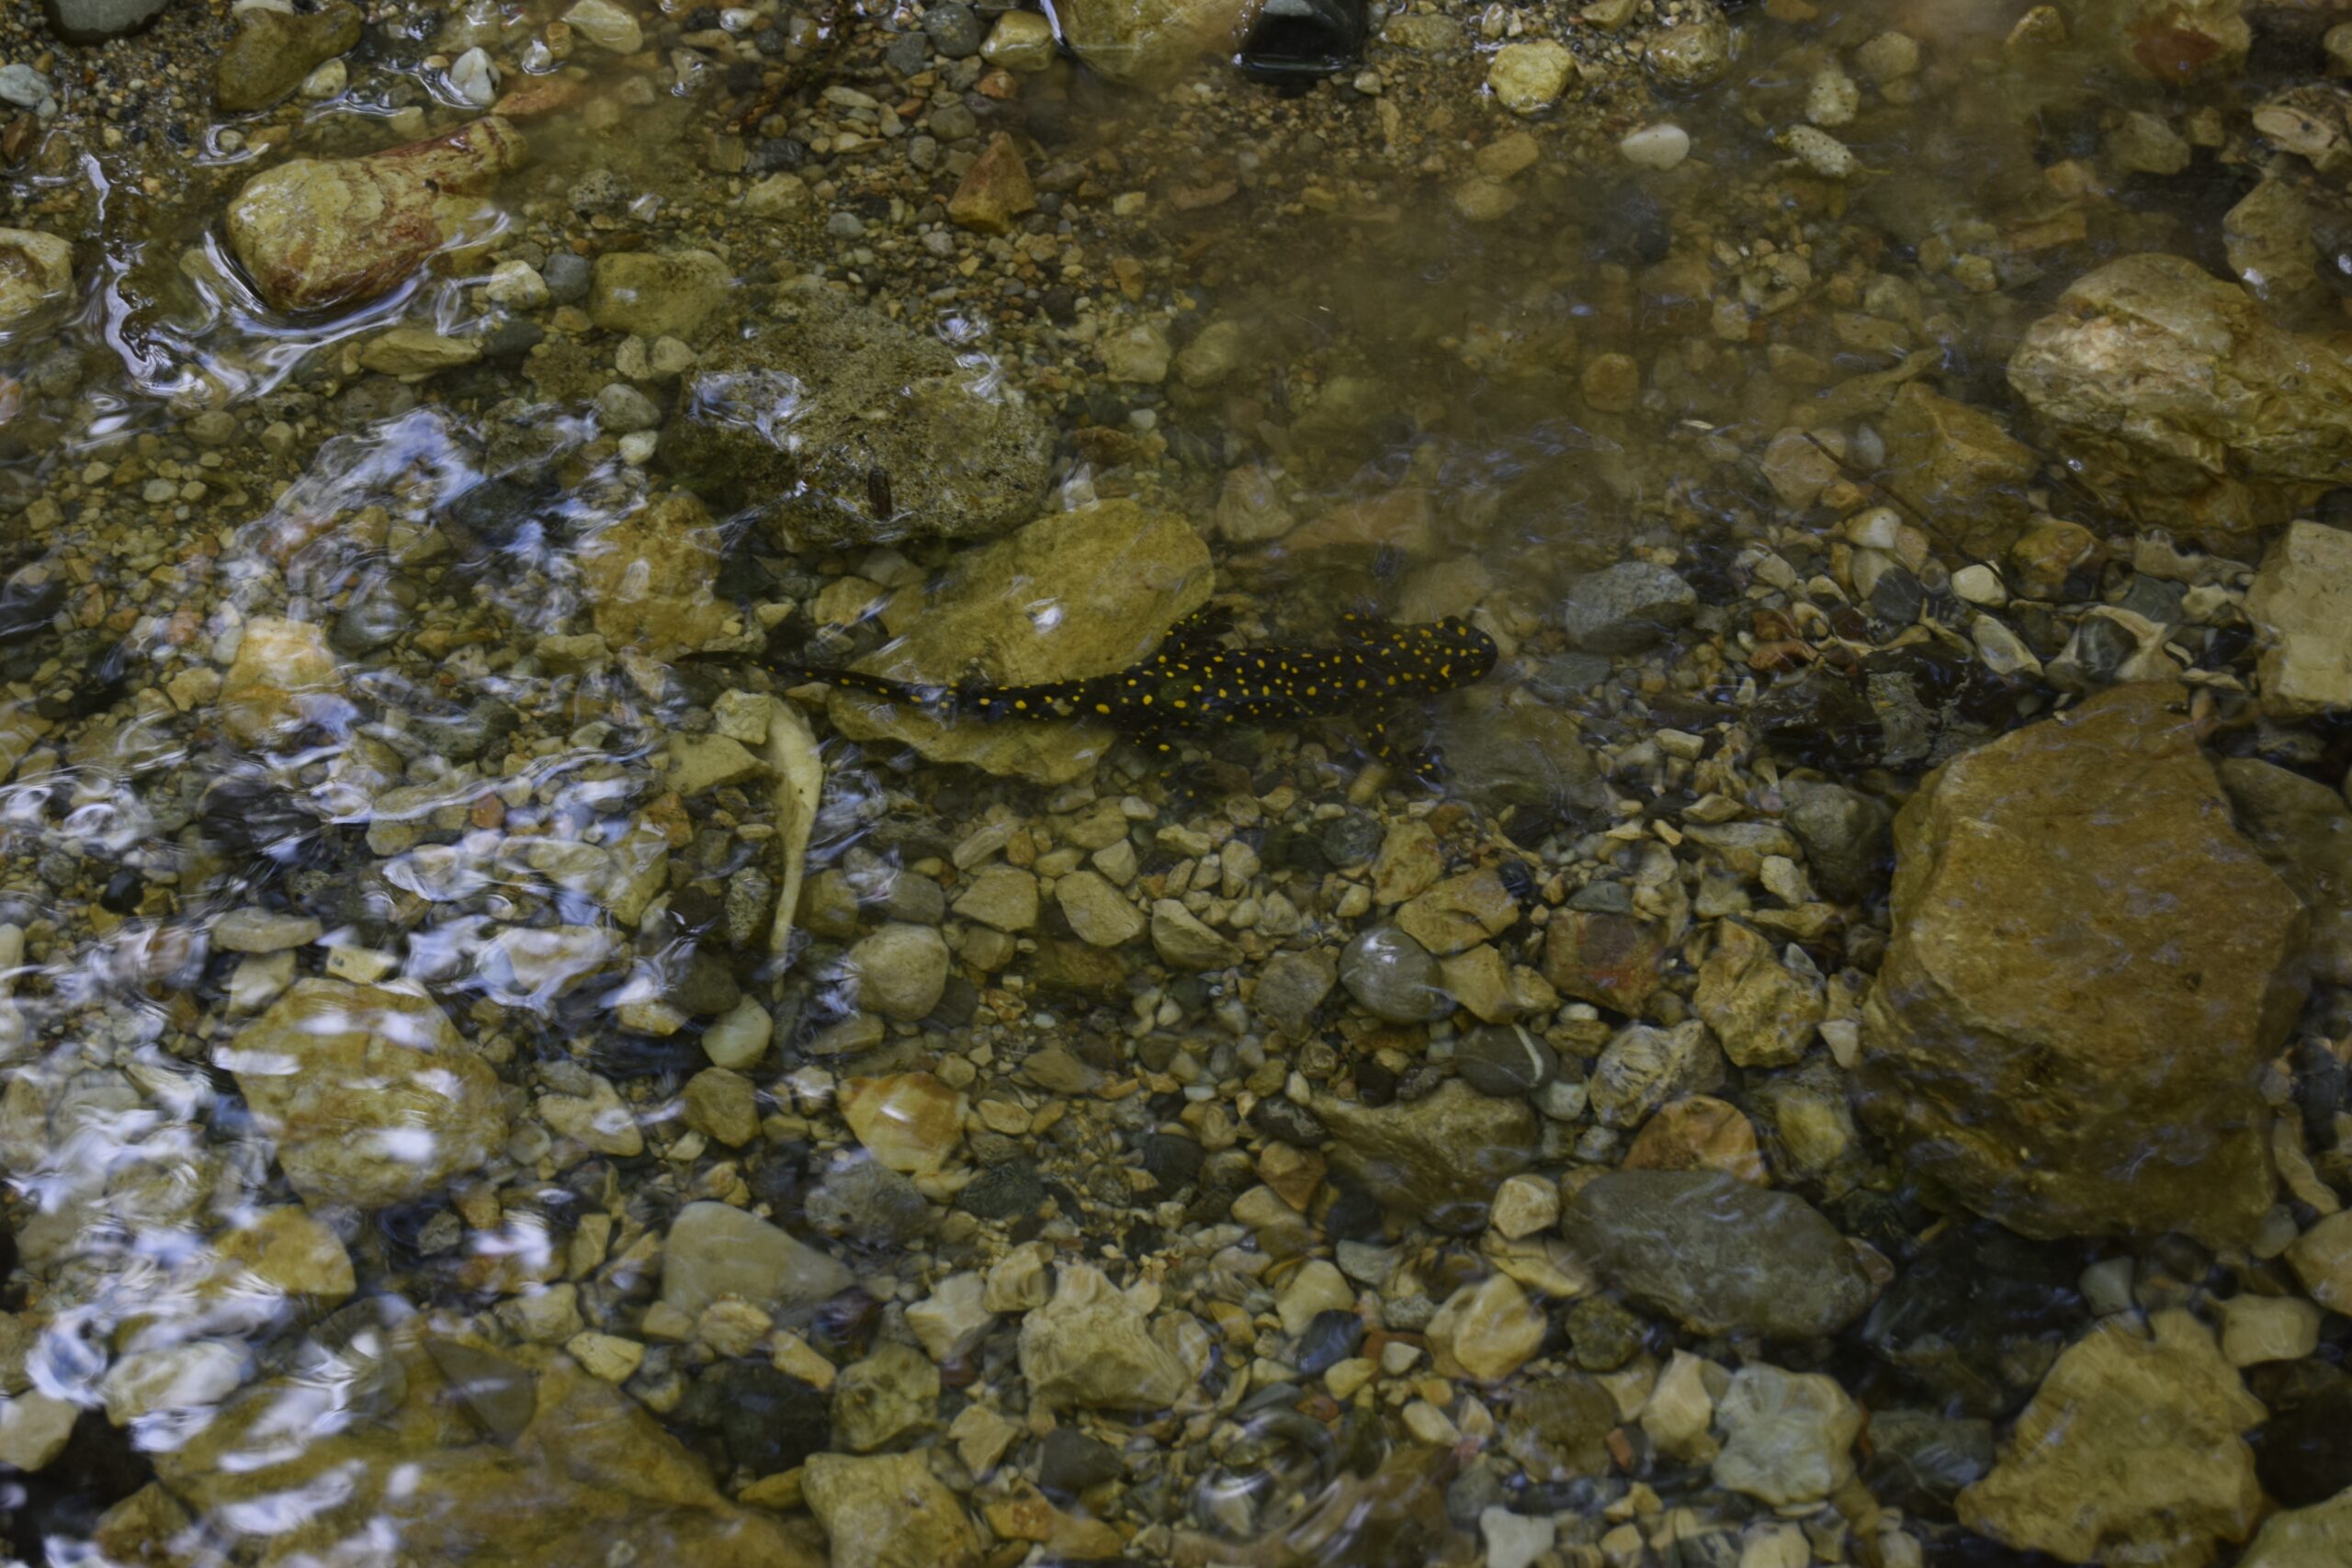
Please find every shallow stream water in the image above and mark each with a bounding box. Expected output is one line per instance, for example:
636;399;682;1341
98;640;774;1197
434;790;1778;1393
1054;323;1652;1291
1;0;2350;1564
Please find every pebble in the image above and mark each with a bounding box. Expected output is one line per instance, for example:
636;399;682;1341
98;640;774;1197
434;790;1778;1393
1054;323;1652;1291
1339;925;1447;1023
1711;1364;1864;1506
849;923;950;1020
1454;1023;1558;1098
1487;40;1575;115
1019;1263;1192;1411
212;908;322;953
1618;122;1690;170
1560;561;1697;652
659;1201;854;1318
2219;1293;2321;1366
1785;124;1859;179
1561;1169;1871;1338
562;0;645;52
0;229;71;329
1057;869;1145;946
839;1071;966;1175
982;10;1057;71
1430;1279;1543;1382
1150;898;1239;971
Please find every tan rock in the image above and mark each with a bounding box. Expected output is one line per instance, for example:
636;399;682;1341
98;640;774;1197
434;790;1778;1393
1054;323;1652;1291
803;1452;978;1568
1959;1311;2264;1567
128;1345;821;1567
1855;683;2301;1247
220;615;342;744
1692;920;1822;1067
199;1205;356;1310
221;979;507;1209
2246;519;2352;719
1881;384;2037;557
827;500;1211;784
1055;0;1250;85
1018;1263;1192;1411
0;229;73;328
1624;1095;1768;1184
2007;253;2352;542
589;249;729;340
840;1072;966;1175
579;491;730;651
947;133;1035;234
1396;867;1518;956
1429;1273;1544;1381
227;118;526;313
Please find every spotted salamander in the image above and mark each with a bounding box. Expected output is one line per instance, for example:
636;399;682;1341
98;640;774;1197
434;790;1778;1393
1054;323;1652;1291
784;606;1498;762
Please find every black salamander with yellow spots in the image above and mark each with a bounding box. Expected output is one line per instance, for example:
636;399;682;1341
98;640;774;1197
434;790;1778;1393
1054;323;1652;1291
784;607;1498;763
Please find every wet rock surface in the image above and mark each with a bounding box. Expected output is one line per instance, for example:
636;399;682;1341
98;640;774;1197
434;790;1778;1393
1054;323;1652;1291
1855;682;2304;1247
10;1;2352;1565
824;499;1211;783
661;281;1053;552
226;118;527;313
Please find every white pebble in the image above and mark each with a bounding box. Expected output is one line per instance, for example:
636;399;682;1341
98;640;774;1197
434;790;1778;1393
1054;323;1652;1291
1951;564;2007;605
450;48;499;107
1618;122;1691;170
300;59;346;100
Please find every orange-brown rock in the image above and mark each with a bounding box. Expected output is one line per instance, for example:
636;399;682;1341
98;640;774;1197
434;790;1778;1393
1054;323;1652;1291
1855;682;2304;1247
1544;909;1665;1014
1624;1095;1769;1185
947;133;1036;235
227;118;526;313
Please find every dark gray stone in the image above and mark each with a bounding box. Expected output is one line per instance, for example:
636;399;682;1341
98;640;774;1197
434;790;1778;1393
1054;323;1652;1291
1558;562;1697;653
922;2;984;57
959;1158;1046;1219
804;1156;933;1247
1254;948;1336;1037
1339;926;1447;1024
1560;1168;1872;1339
1454;1023;1558;1098
1430;686;1608;819
1781;778;1892;904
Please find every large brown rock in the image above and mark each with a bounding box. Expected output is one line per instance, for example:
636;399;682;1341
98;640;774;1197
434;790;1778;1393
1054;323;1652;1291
826;499;1211;784
2007;253;2352;546
1854;683;2304;1247
227;118;526;313
126;1340;821;1567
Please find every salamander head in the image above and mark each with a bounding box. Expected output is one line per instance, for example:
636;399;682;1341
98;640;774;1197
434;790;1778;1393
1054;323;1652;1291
1364;617;1498;694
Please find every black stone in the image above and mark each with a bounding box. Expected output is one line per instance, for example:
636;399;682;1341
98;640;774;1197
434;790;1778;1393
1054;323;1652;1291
1247;1095;1329;1147
960;1159;1046;1220
2252;1371;2352;1506
691;1362;831;1473
1293;1309;1364;1375
1862;1408;1996;1518
1863;1222;2089;1417
1038;1427;1125;1496
1454;1024;1558;1098
1318;811;1383;868
1140;1133;1204;1193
